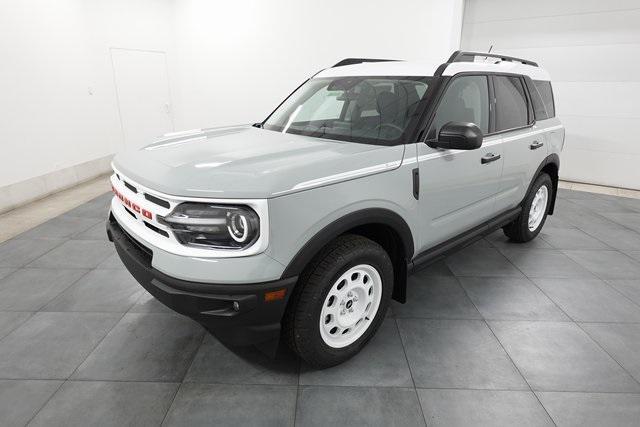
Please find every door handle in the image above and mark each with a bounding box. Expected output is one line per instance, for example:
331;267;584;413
530;140;544;150
481;153;501;164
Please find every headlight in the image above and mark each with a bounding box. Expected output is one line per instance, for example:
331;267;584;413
158;203;260;249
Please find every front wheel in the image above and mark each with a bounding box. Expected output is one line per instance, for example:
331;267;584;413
503;172;553;242
283;234;393;368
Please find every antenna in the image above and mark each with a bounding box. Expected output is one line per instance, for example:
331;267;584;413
485;45;493;61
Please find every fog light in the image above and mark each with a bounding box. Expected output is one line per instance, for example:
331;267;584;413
233;301;240;311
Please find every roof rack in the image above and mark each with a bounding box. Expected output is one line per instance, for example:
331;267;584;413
333;58;398;68
447;50;538;67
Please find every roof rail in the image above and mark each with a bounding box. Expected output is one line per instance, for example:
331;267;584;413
447;50;538;67
333;58;398;68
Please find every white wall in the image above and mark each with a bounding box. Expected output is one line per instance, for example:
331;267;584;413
0;0;464;211
169;0;465;130
0;0;173;211
461;0;640;190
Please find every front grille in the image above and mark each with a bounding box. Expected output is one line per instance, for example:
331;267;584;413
144;193;170;209
124;181;137;194
144;221;169;237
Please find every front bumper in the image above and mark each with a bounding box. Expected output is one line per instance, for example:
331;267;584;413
107;214;297;346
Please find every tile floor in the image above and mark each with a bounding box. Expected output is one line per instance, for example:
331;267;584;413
0;189;640;426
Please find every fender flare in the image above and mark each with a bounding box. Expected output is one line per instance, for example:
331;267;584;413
280;208;414;279
526;153;560;214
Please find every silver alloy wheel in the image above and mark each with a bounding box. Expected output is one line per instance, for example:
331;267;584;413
528;185;549;231
319;264;383;348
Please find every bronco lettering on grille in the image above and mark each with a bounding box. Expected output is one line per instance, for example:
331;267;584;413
112;185;153;220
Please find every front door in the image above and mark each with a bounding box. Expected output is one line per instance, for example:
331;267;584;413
416;74;503;252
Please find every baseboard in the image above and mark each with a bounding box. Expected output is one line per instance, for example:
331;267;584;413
0;155;114;215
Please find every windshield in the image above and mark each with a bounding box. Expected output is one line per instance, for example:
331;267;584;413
263;76;432;145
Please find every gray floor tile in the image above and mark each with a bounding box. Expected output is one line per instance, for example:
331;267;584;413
570;198;640;214
72;221;108;240
501;249;595;279
563;250;640;279
537;392;640;427
392;275;481;319
577;226;640;251
16;216;102;239
418;389;553;427
600;212;640;233
300;319;412;387
0;267;15;280
489;321;640;392
459;277;568;321
164;383;297;427
0;312;33;339
184;334;298;385
296;386;425;427
63;193;112;219
29;381;177;427
625;250;640;262
410;259;454;276
73;313;204;381
539;227;610;250
557;189;601;200
0;268;88;311
397;318;527;390
28;240;114;269
95;252;125;269
127;290;173;313
487;230;552;249
445;246;524;278
607;279;640;305
533;278;640;322
580;323;640;383
0;238;66;267
42;269;142;313
0;312;120;379
0;380;62;426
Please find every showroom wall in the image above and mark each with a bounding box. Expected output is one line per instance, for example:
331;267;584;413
0;0;173;212
461;0;640;190
0;0;464;213
169;0;465;130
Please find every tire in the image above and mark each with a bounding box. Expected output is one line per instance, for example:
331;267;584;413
283;234;393;368
503;172;553;242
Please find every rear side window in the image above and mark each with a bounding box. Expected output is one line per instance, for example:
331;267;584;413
493;76;529;131
534;80;555;118
428;75;489;138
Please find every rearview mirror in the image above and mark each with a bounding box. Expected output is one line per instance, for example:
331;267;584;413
433;121;483;150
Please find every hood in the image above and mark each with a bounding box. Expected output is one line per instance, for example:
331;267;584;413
112;125;405;199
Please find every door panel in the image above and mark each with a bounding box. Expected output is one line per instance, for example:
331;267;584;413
417;135;503;252
495;125;548;212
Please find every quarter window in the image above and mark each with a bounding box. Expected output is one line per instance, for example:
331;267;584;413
428;75;489;139
534;80;555;118
494;76;529;131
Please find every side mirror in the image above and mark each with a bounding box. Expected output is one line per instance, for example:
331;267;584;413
433;121;483;150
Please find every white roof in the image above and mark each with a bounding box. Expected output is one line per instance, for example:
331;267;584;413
315;58;551;81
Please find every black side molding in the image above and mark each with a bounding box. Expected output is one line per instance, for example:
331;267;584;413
409;206;521;273
412;168;420;200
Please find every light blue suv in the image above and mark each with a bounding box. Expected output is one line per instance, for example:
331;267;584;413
107;51;564;367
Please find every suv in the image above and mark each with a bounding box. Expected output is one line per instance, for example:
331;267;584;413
107;51;563;367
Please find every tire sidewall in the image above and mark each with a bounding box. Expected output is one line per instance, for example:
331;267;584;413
522;174;553;239
306;244;393;363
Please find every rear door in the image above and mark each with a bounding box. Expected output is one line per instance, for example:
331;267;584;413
492;75;547;213
416;74;503;251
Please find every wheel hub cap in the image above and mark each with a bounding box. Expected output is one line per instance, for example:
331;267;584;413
528;185;549;231
319;264;382;348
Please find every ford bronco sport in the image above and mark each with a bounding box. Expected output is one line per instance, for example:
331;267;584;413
107;51;563;367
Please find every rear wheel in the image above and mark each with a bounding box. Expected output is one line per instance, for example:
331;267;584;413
283;234;393;368
503;172;553;242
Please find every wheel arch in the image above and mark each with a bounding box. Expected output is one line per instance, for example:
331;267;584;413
529;153;560;215
280;208;414;303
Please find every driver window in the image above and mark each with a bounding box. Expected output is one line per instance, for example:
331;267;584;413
428;75;489;139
